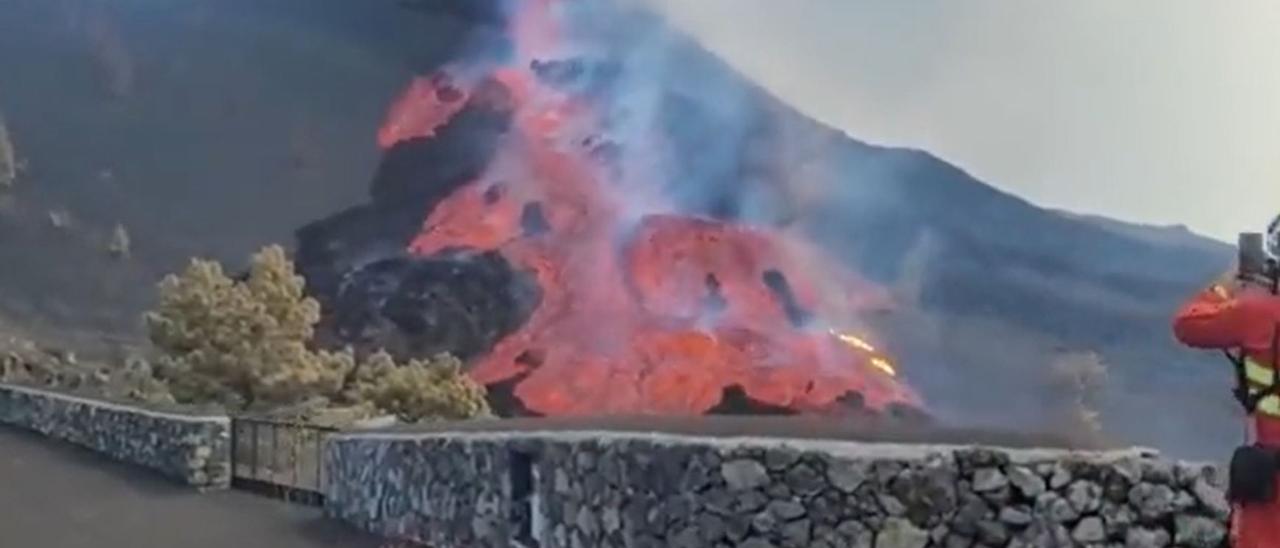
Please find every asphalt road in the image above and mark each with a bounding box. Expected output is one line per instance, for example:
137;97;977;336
0;425;384;548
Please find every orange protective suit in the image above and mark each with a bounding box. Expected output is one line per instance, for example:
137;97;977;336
1174;282;1280;548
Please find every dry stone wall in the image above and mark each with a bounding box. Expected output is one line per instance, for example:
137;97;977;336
0;382;231;488
324;431;1229;548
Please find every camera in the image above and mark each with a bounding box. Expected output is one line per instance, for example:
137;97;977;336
1239;232;1280;290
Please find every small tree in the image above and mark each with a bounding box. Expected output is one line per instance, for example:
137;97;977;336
145;244;491;422
145;245;352;409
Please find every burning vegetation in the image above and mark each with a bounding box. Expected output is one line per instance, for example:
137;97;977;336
298;0;924;420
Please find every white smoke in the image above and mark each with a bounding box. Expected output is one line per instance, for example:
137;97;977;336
642;0;1280;242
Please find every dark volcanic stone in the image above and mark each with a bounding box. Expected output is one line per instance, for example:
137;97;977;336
781;519;812;548
765;448;801;471
699;513;728;542
294;204;426;302
325;251;540;363
768;500;808;521
368;104;511;207
295;78;521;372
680;457;716;493
785;463;825;497
295;88;512;298
952;492;991;536
954;449;1009;474
974;520;1010;546
890;464;958;527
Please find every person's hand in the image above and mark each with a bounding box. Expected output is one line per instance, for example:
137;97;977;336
1217;268;1277;299
1209;262;1250;299
1213;263;1238;287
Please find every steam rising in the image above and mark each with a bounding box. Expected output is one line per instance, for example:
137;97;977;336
642;0;1280;242
477;0;801;228
459;0;1244;455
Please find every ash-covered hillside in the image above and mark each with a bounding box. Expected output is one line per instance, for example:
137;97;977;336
0;0;1234;457
0;0;460;348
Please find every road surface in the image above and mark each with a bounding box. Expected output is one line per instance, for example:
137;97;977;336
0;425;384;548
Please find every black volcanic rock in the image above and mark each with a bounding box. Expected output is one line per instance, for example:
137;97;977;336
294;204;426;303
296;84;533;363
295;84;514;305
368;104;512;207
325;251;540;361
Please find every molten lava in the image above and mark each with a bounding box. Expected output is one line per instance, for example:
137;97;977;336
376;73;469;150
375;0;923;417
831;331;898;377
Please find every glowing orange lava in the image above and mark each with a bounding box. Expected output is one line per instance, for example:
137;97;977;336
378;0;922;416
377;73;469;150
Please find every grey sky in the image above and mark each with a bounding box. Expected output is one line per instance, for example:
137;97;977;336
647;0;1280;241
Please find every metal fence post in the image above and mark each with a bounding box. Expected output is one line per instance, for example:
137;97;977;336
229;420;238;478
315;430;323;493
291;425;299;488
271;423;279;484
251;421;259;480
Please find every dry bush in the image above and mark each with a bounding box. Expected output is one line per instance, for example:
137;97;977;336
0;336;174;405
145;245;490;422
346;351;491;422
105;357;176;405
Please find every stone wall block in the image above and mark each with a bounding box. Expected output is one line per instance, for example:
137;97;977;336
320;434;1231;548
0;383;229;489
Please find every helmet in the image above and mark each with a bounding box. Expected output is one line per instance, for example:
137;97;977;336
1268;213;1280;263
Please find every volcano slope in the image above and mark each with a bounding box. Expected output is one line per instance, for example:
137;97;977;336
296;0;1234;456
0;0;1233;457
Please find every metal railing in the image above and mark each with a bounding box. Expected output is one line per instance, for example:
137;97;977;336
229;417;338;506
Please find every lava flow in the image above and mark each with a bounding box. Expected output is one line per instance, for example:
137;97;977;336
375;0;922;417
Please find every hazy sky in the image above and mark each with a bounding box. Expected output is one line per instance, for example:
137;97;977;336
647;1;1280;241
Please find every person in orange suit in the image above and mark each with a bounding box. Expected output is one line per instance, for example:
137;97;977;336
1173;216;1280;548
